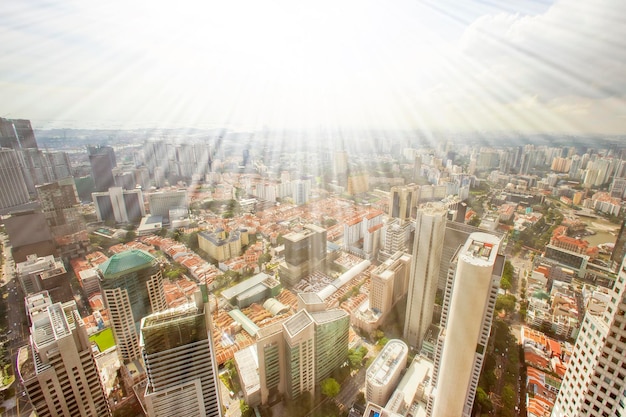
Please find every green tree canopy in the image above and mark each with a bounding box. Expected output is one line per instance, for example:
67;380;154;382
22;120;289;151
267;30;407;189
321;378;341;398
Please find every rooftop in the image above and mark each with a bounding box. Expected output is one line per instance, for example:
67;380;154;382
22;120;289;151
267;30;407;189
367;339;409;387
460;232;500;266
284;310;313;337
98;249;156;278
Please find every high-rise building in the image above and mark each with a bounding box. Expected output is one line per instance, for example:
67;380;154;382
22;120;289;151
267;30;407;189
0;148;30;209
37;178;86;237
389;184;419;221
311;309;349;385
0;117;37;149
611;220;626;271
334;150;348;178
256;298;349;402
140;290;222;417
92;186;145;224
18;293;111;417
370;251;411;319
283;310;316;399
279;224;327;287
429;232;503;417
551;256;626;417
4;210;56;262
291;179;311;205
404;204;447;349
98;249;167;363
88;145;117;192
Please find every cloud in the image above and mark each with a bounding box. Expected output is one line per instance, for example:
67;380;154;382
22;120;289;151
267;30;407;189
0;0;625;134
460;0;626;101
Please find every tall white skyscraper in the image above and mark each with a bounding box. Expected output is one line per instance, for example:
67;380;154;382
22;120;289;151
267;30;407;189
404;204;447;349
429;232;503;417
141;289;222;417
551;256;626;417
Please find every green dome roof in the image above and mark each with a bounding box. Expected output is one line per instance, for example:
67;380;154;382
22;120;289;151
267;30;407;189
98;249;156;278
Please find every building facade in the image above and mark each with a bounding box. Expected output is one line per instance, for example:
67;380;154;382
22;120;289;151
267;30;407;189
429;232;503;417
98;249;167;363
92;186;145;224
404;204;447;349
551;256;626;417
88;145;117;192
0;148;30;209
18;295;110;417
141;291;222;417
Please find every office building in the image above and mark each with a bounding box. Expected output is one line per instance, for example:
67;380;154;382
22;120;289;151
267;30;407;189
0;117;37;149
370;251;411;319
18;294;110;417
36;178;86;237
16;254;72;302
311;308;350;384
611;220;626;270
98;249;167;363
256;322;286;405
389;184;419;221
279;224;327;287
366;339;408;406
283;310;316;399
256;299;349;402
0;148;30;209
551;256;626;417
141;290;222;417
147;189;188;221
88;145;117;192
429;232;503;417
93;186;145;224
404;204;447;349
4;210;56;262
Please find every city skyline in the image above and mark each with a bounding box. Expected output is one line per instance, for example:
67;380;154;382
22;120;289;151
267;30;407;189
1;0;625;135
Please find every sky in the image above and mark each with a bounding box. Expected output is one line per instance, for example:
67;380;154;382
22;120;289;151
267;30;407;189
1;0;625;134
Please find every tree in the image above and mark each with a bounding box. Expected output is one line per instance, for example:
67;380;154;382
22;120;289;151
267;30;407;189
475;387;493;412
321;378;341;398
495;294;516;314
502;384;516;410
468;216;481;226
240;400;253;417
500;277;512;292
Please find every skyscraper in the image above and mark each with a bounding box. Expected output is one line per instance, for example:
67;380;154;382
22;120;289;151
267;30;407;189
0;148;30;209
257;299;349;402
404;204;447;349
88;145;117;192
283;310;316;399
36;178;86;237
0;117;37;149
429;232;503;417
611;219;626;270
141;290;222;417
551;256;626;417
389;184;419;221
98;249;167;363
18;293;111;417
